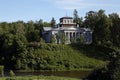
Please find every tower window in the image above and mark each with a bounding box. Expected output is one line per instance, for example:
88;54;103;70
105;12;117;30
67;20;69;23
70;20;72;23
64;20;66;23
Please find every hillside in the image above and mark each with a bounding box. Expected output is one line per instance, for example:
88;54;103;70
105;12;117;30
13;43;106;71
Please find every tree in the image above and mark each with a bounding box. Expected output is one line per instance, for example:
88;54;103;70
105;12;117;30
60;33;67;44
50;17;56;27
78;34;85;44
43;22;51;27
71;37;75;44
35;19;44;30
86;51;120;80
106;51;120;80
40;38;45;44
84;11;98;29
15;59;21;69
9;70;15;77
0;66;4;77
51;35;56;44
0;22;9;32
73;9;83;27
26;20;41;42
92;10;112;46
109;13;120;47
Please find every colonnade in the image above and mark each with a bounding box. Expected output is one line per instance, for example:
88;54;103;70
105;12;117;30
64;31;83;43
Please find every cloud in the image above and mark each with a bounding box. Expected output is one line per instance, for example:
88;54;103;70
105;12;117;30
53;0;119;10
54;0;83;10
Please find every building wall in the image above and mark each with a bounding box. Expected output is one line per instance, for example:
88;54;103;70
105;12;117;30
42;30;92;44
42;31;52;43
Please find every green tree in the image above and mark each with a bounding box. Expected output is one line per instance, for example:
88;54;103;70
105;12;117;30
0;66;4;77
15;59;21;69
84;11;98;29
60;33;67;44
12;21;25;35
9;70;15;77
40;38;45;44
73;9;83;27
50;17;56;27
35;19;44;30
93;10;112;46
43;22;51;27
86;51;120;80
105;51;120;80
109;13;120;47
0;22;9;32
51;35;56;44
78;34;85;44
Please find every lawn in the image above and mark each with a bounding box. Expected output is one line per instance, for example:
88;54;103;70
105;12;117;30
0;76;81;80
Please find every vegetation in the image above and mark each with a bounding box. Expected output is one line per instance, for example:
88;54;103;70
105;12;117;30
9;70;15;77
0;42;105;71
0;66;4;77
73;9;83;27
86;51;120;80
0;75;80;80
50;17;56;27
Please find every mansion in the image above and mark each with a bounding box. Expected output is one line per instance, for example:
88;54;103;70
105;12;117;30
42;17;92;44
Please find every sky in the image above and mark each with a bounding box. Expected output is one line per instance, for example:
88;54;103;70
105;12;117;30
0;0;120;23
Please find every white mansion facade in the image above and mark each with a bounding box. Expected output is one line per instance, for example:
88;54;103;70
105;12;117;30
42;17;92;44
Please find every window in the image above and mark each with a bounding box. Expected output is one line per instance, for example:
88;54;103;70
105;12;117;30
64;20;66;23
70;20;72;23
67;20;69;23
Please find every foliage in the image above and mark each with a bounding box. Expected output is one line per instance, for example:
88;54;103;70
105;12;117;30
50;17;56;27
109;13;120;47
73;9;83;27
59;33;67;44
9;70;15;77
51;35;56;44
1;75;80;80
86;51;120;80
0;65;4;77
14;44;105;71
78;34;85;44
92;10;111;46
84;11;98;29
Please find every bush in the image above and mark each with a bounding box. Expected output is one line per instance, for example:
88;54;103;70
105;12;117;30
9;70;15;77
0;65;4;77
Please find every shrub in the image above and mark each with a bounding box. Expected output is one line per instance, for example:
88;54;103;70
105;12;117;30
0;65;4;77
9;70;15;77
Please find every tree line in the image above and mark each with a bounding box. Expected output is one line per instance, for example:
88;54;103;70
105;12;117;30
73;9;120;47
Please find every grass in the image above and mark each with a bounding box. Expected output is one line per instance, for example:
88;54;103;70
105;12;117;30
34;44;106;71
12;43;106;71
0;75;81;80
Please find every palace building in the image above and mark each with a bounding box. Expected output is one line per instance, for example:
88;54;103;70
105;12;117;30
42;16;92;44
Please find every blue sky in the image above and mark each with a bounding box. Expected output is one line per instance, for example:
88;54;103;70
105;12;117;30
0;0;120;22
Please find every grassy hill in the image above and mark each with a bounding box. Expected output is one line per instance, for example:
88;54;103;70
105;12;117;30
23;43;106;71
2;43;113;71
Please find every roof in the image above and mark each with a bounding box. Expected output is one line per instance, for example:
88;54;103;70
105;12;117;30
42;27;53;31
60;16;73;20
42;27;92;32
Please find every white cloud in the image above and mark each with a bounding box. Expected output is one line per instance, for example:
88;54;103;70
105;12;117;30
54;0;83;10
53;0;119;10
